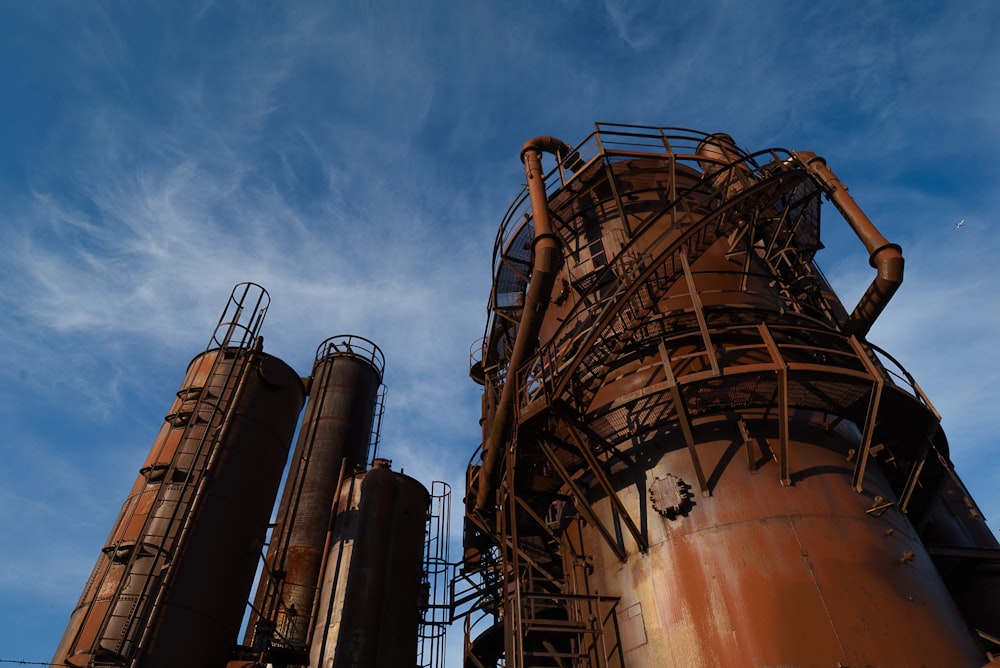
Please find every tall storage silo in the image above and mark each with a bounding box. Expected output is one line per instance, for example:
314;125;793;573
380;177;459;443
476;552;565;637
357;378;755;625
464;125;1000;667
244;335;384;665
51;283;305;668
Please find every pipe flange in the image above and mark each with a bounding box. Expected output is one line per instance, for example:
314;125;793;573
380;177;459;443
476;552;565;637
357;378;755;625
650;473;694;519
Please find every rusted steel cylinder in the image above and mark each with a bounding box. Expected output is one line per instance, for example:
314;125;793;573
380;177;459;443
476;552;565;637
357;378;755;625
468;127;999;666
309;459;430;668
51;347;305;668
246;335;384;653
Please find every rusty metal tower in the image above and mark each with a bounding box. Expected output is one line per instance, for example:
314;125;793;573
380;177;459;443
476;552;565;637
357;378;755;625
245;335;387;662
462;124;1000;666
51;283;306;668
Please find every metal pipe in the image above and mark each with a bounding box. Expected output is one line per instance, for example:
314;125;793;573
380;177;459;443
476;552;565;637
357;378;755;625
796;151;904;337
474;137;568;513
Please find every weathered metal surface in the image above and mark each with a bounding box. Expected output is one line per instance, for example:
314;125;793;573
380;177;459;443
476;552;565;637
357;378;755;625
309;460;430;668
582;413;983;666
245;335;384;658
464;124;1000;666
52;284;305;668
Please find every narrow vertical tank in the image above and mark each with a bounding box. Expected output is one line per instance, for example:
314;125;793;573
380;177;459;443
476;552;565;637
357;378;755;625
245;335;384;660
51;283;305;668
309;458;430;668
464;125;1000;667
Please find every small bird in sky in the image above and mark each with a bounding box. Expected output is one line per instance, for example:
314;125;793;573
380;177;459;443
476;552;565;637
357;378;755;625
955;219;966;230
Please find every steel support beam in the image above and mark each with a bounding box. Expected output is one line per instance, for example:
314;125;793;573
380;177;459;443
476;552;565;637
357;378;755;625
679;247;720;376
758;324;791;485
849;336;885;492
561;425;648;553
658;341;710;495
537;440;627;562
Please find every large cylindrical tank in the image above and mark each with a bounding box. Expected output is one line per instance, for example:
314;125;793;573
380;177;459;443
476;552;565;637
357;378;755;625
579;412;984;666
246;335;384;656
309;459;430;668
466;126;1000;667
52;284;305;668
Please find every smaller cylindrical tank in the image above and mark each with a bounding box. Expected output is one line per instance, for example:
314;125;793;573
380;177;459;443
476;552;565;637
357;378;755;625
309;459;430;668
246;336;384;653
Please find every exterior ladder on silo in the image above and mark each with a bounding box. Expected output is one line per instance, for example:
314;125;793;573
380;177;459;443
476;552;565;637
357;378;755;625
83;283;269;665
418;481;452;668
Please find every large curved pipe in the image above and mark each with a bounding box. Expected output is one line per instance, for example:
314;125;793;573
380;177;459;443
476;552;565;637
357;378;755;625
474;137;568;514
522;136;574;162
796;151;904;337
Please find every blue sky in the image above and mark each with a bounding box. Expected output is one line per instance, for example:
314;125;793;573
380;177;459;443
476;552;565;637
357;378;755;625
2;1;999;664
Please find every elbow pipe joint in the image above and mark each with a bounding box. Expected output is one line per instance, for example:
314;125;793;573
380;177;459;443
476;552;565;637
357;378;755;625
521;136;573;164
521;136;584;173
869;242;903;271
796;151;904;338
845;243;904;337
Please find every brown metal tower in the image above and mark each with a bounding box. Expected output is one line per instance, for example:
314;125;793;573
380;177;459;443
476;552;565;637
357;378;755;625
462;124;1000;667
51;283;306;668
244;335;386;664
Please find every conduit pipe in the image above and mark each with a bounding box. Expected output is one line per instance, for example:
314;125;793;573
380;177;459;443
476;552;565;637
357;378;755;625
796;151;904;337
474;137;570;514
